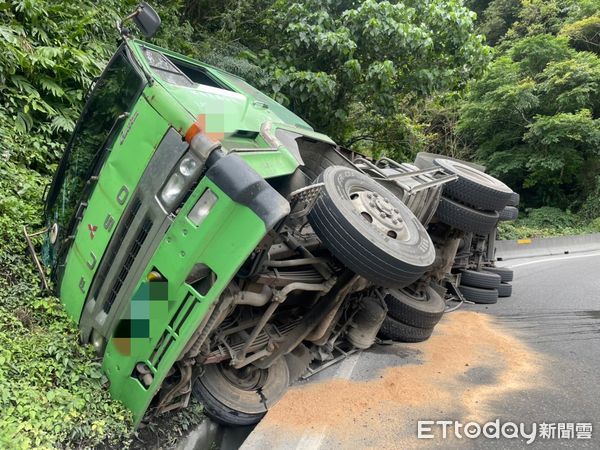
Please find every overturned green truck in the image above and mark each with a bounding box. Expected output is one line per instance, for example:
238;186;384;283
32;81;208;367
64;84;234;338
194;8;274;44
40;3;517;427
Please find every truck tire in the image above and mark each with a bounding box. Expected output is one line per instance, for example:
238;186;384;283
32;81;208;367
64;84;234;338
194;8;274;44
433;159;513;211
308;166;436;288
507;191;520;207
458;285;498;304
498;282;513;297
483;266;514;282
383;285;445;329
192;358;289;426
379;315;434;343
434;197;499;235
413;152;486;172
460;269;501;289
499;206;519;221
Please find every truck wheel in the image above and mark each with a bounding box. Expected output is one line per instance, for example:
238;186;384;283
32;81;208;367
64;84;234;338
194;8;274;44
192;358;289;426
379;315;434;343
413;152;437;169
434;197;499;234
308;166;436;288
507;191;520;207
433;159;513;211
378;173;442;226
499;206;519;221
459;269;501;289
498;282;513;297
383;285;445;329
413;152;486;172
458;285;498;304
483;266;514;282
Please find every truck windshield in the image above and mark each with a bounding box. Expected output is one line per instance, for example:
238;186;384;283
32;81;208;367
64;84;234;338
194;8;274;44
45;47;144;269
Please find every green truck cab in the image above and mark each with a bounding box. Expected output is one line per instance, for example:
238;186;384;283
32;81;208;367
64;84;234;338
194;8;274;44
43;3;445;427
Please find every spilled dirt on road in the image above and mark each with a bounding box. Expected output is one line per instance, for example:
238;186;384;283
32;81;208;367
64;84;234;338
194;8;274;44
253;310;546;448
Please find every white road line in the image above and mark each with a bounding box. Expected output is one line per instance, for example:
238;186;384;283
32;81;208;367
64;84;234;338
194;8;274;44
509;251;600;268
334;352;361;379
295;425;328;450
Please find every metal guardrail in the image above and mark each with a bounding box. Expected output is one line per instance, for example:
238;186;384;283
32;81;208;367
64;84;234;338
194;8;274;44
495;233;600;260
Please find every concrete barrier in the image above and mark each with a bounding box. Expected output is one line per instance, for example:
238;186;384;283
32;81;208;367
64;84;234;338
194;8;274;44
495;233;600;260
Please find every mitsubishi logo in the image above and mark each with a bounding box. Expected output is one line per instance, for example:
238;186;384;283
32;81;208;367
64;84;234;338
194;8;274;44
88;224;98;239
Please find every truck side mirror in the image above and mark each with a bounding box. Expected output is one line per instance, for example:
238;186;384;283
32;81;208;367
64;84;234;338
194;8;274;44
132;2;161;38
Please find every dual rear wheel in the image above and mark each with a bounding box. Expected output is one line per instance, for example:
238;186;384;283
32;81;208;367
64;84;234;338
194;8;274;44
457;267;515;303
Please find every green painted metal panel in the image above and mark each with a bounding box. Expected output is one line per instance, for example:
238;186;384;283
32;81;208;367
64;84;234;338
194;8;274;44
59;98;169;321
235;148;299;178
101;179;267;424
130;40;312;132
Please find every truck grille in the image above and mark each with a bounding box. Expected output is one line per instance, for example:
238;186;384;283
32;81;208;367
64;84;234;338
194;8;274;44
92;197;141;312
103;215;153;314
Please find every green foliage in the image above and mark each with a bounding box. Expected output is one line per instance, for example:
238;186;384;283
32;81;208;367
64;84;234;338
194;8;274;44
509;34;574;74
521;206;580;228
475;0;521;45
579;175;600;220
0;0;121;151
0;1;211;447
0;132;133;447
560;14;600;53
508;0;570;38
247;0;491;152
459;29;600;211
498;207;600;239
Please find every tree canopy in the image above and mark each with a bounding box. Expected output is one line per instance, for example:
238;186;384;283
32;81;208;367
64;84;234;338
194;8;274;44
459;3;600;211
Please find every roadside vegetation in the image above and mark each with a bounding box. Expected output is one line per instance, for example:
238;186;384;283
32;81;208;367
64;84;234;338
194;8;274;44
0;0;598;447
498;207;600;239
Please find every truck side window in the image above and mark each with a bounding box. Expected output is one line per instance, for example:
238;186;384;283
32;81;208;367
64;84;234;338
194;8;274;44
142;48;195;88
142;48;230;91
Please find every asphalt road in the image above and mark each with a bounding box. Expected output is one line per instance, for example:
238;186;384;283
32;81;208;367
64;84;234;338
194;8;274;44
467;252;600;448
241;251;600;449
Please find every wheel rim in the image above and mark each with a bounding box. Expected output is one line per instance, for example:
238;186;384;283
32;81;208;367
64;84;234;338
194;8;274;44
348;188;411;241
441;159;510;190
401;284;427;302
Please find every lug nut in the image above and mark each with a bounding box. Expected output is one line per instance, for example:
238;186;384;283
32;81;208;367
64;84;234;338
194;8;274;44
370;202;375;208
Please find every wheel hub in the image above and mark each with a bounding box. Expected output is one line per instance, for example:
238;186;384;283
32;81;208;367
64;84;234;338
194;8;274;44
350;190;410;241
220;364;267;391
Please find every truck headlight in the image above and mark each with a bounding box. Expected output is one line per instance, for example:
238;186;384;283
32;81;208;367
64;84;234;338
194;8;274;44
160;153;202;209
179;154;199;177
160;172;186;206
188;189;218;226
